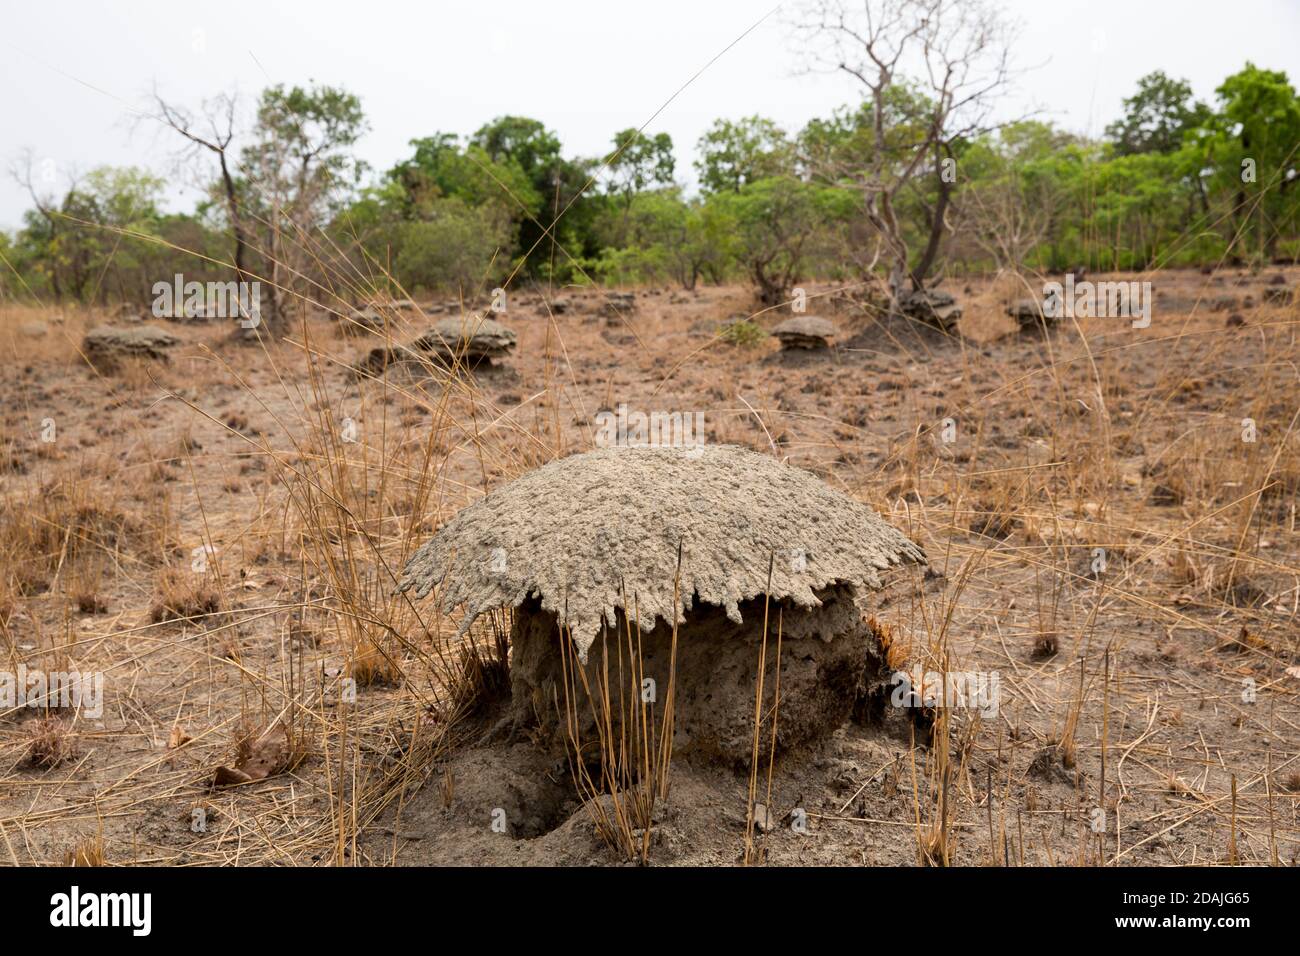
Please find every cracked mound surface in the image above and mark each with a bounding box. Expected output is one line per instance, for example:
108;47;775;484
397;444;926;657
772;315;836;341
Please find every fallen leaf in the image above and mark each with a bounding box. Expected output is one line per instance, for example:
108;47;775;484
212;722;293;788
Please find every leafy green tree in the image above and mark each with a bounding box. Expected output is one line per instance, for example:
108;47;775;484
695;117;793;194
392;134;541;218
957;121;1084;271
472;116;564;185
596;190;731;289
1106;71;1211;156
340;134;539;297
708;176;851;304
1208;64;1300;261
605;129;675;210
8;165;174;303
471;116;601;276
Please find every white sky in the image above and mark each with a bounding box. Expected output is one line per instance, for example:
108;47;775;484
2;0;1298;229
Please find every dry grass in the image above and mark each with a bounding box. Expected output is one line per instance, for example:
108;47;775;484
26;717;77;769
0;248;1297;866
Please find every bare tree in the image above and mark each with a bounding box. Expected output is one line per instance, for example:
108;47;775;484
9;149;80;299
962;170;1049;275
151;90;249;285
792;0;1017;307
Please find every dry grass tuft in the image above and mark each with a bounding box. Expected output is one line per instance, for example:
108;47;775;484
63;833;106;867
26;718;77;769
149;568;223;623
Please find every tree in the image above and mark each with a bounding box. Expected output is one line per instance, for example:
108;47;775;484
7;157;170;303
793;0;1016;307
710;176;850;305
9;150;73;299
152;90;250;288
957;121;1077;272
472;116;564;186
393;199;513;294
598;190;732;290
1209;64;1300;261
1106;71;1210;156
471;116;599;276
695;117;792;194
604;128;675;221
390;134;540;220
239;83;368;333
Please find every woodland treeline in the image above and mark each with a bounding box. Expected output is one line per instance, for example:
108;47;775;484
3;61;1297;325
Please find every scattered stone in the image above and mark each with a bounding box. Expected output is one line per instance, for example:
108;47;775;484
1226;312;1246;328
1263;286;1293;306
397;444;926;764
1209;295;1239;312
771;315;836;349
1267;273;1287;286
547;298;571;315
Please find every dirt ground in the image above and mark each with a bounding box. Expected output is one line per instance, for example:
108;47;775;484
0;268;1297;866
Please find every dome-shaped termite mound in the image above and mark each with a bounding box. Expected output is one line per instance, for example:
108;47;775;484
771;315;837;350
398;444;927;764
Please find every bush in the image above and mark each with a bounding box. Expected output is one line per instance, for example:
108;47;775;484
720;319;766;347
393;199;512;295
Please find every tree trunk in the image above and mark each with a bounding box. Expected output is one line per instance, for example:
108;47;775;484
911;146;953;289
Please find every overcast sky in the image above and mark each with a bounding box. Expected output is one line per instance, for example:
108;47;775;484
2;0;1298;230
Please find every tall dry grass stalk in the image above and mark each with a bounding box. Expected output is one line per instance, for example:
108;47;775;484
560;558;682;864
